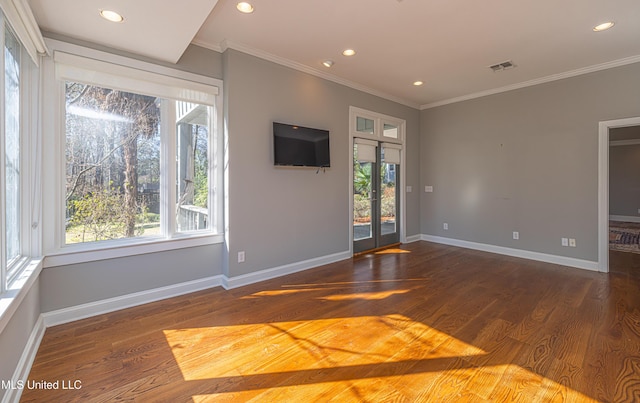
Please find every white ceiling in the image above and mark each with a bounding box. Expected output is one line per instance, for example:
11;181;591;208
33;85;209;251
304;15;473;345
28;0;640;108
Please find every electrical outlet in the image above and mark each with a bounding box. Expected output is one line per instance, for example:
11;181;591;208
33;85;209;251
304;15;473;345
569;238;576;247
425;186;433;193
238;251;246;263
443;223;448;230
561;238;569;246
513;231;519;240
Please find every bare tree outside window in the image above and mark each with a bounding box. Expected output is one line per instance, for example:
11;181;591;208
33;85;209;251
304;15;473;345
64;82;161;243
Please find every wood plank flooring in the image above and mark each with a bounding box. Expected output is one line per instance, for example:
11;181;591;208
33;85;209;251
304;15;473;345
21;242;640;402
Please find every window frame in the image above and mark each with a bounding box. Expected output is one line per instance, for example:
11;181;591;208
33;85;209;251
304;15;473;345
1;14;37;292
0;3;43;335
42;39;224;267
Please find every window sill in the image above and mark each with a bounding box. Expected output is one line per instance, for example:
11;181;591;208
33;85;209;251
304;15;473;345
0;258;43;334
44;233;224;268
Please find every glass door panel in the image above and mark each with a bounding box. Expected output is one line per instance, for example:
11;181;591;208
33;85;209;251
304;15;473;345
353;142;377;252
380;162;397;236
353;139;400;253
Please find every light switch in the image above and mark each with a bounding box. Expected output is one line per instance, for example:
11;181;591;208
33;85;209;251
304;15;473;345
425;186;433;193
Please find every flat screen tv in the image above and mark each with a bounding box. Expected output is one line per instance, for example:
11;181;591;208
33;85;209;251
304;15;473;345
273;122;330;167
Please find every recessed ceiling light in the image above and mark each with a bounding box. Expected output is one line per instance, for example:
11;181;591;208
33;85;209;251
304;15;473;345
413;81;424;86
342;49;356;57
237;2;254;13
593;21;615;31
99;9;124;23
322;60;334;68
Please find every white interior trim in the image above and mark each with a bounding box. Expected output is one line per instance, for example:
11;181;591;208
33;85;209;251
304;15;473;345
42;275;224;327
598;116;640;273
44;234;223;268
421;234;599;272
54;51;218;104
222;250;351;289
0;0;47;65
195;39;640;112
206;39;421;109
421;55;640;110
0;259;41;334
3;315;45;403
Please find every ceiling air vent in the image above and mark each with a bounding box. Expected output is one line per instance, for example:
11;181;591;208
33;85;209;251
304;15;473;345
489;60;516;72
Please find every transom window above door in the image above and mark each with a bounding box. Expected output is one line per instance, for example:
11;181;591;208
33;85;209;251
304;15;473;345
350;106;404;144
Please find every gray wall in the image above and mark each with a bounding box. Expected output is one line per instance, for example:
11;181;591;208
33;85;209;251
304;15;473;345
420;62;640;262
223;49;420;277
609;143;640;218
0;279;40;402
41;245;223;311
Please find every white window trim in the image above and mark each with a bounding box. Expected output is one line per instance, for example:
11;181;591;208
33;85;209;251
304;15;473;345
41;39;224;267
350;106;405;144
2;17;41;288
0;0;47;66
0;8;43;333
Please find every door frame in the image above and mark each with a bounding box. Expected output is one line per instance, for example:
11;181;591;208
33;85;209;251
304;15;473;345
598;116;640;272
349;106;406;256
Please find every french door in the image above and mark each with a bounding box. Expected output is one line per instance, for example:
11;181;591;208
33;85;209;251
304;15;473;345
353;138;400;253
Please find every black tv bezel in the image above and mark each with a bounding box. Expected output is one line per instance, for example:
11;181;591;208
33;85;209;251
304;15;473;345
273;122;330;168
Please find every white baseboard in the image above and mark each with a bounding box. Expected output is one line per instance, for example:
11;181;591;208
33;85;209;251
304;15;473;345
421;234;600;272
222;250;351;289
404;234;422;244
41;250;353;326
609;215;640;223
42;275;224;327
3;316;46;403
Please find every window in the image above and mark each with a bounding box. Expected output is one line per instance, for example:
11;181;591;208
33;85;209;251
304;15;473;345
1;6;42;298
44;44;223;263
4;25;20;272
1;16;31;292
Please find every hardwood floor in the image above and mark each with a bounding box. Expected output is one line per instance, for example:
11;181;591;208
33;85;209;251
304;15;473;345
21;242;640;402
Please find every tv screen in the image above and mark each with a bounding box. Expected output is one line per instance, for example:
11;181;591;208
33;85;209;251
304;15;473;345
273;122;330;167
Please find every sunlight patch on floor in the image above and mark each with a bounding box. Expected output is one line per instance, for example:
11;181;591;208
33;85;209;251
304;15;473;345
164;314;485;382
375;248;411;254
318;289;410;301
241;288;325;298
188;363;597;402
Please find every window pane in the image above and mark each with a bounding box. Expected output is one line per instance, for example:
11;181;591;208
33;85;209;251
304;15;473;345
5;27;21;264
176;102;210;232
354;144;373;241
383;123;398;139
64;82;161;244
356;117;374;134
380;163;397;235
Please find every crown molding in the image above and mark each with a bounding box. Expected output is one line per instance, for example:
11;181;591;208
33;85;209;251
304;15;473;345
193;37;640;112
192;38;421;109
191;38;223;53
420;55;640;110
